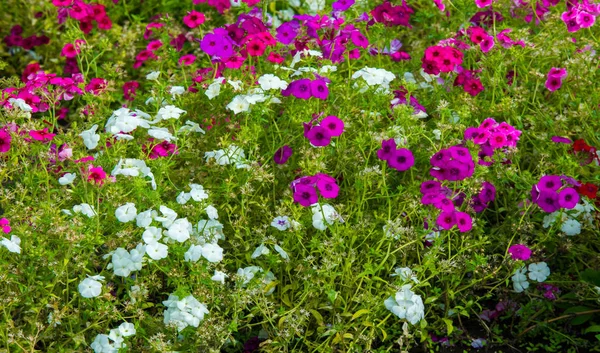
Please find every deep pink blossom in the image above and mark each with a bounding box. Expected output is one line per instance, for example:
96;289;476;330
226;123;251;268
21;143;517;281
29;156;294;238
508;244;531;260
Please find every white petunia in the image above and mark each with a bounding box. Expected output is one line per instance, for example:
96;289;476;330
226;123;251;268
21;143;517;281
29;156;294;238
80;124;100;150
561;219;581;236
384;284;425;325
0;235;21;254
73;203;96;218
142;226;162;244
136;209;155;228
205;77;225;100
311;203;343;230
9;98;33;112
211;270;228;284
78;276;103;298
226;95;250;114
118;322;136;337
271;216;291;231
115;203;137;223
202;243;224;262
511;266;530;292
148;127;176;142
528;262;550;283
184;244;203;262
178;120;206;134
274;245;289;260
251;243;270;259
189;184;209;201
146;71;160;80
258;74;288;90
228;80;243;91
155;206;177;228
237;266;262;285
145;242;168;260
205;205;218;220
170;86;185;98
391;267;420;284
165;218;192;242
176;191;191;205
58;173;77;185
90;334;115;353
156;105;186;121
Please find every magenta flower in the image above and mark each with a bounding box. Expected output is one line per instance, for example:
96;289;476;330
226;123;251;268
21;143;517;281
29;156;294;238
0;129;11;153
545;76;562;91
310;79;329;100
455;212;472;232
87;164;107;185
538;175;562;192
29;128;56;142
332;0;355;11
85;78;108;95
475;0;493;8
420;180;441;195
320;116;344;137
293;185;318;207
437;211;457;230
558;187;579;209
508;244;531;260
275;22;299;45
316;178;339;199
388;148;415;171
479;182;496;203
0;218;11;234
377;139;397;161
488;132;507;149
433;197;455;212
306;126;331;147
274;145;293;165
537;190;560;213
551;136;572;144
480;36;495;53
183;10;205;28
548;67;567;79
282;79;312;100
178;54;196;66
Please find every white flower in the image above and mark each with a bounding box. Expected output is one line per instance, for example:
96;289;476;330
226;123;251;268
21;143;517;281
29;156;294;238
78;277;103;298
197;219;225;242
228;80;243;91
170;86;185;98
391;267;419;284
384;284;425;325
205;77;225;100
162;294;209;332
176;191;191;205
148;127;176;142
226;95;250;114
251;243;270;259
311;203;343;230
115;203;137;223
511;266;530;292
274;245;289;260
258;74;289;90
146;71;160;80
202;243;224;262
237;266;262;285
189;184;209;201
211;270;228;284
561;219;581;236
165;218;192;242
8;98;32;112
528;262;550;283
58;173;77;185
118;322;136;337
1;235;21;254
319;65;337;73
184;244;203;262
73;203;96;218
90;334;115;353
205;205;218;220
271;216;291;231
146;242;168;260
178;120;206;134
543;212;560;228
80;124;100;150
136;209;155;228
156;105;186;121
155;206;178;228
142;226;162;244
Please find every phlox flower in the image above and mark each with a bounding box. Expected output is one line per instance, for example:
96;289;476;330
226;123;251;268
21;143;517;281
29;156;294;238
0;218;11;234
178;54;196;66
294;185;318;207
78;276;104;298
388;148;415;172
0;129;12;153
436;211;456;230
558;188;579;209
274;245;289;260
258;74;288;91
528;262;550;282
183;10;205;28
561;219;581;236
320;115;344;137
162;294;209;332
271;216;291;231
384;284;425;325
508;244;531;260
80;124;100;149
212;270;228;284
85;78;107;95
156;105;186;121
165;218;192;242
511;267;529;293
251;243;270;259
146;71;160;80
145;242;168;260
0;235;21;254
273;145;293;165
311;203;343;230
226;95;251;114
305;126;331;147
71;203;96;218
377;139;397;161
281;78;312;100
29;128;56;142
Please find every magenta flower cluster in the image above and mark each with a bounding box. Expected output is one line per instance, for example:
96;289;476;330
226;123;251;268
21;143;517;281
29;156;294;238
544;67;567;92
561;2;598;33
508;244;532;261
464;118;522;166
531;175;580;213
303;114;344;147
420;180;473;232
429;146;474;181
290;173;339;207
282;78;329;100
377;139;415;172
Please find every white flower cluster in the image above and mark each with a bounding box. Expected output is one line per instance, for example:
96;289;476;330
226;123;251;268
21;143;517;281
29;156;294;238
176;183;209;205
226;88;280;115
1;234;21;254
543;199;595;236
384;284;425;325
205;77;226;100
90;322;136;353
251;243;289;260
105;107;153;138
111;158;157;190
78;275;105;298
162;294;209;332
62;203;96;218
511;262;550;293
258;74;289;91
237;266;277;295
311;203;344;230
204;145;251;169
352;67;396;94
107;245;145;277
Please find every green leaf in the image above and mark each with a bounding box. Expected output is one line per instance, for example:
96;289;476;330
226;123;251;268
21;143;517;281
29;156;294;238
580;269;600;286
351;309;369;321
571;314;593;326
443;318;454;335
564;306;592;314
584;325;600;334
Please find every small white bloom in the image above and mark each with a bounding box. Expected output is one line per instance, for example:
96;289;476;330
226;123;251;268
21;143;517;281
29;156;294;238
512;267;530;292
205;205;218;220
136;209;155;228
258;74;288;91
176;191;191;205
178;120;206;134
271;216;291;231
184;244;203;262
170;86;185;98
226;95;250;114
146;71;160;80
148;127;176;142
142;226;162;244
237;266;262;285
58;173;77;185
228;80;243;91
156;105;186;121
73;203;96;218
1;235;21;254
155;205;178;228
80;124;100;150
384;284;425;325
118;322;136;337
205;77;225;100
165;218;192;242
8;98;32;112
189;184;209;201
211;270;228;284
115;203;137;223
202;243;224;263
78;277;103;298
391;267;419;284
528;262;550;283
251;243;270;259
274;245;289;260
146;242;168;260
561;219;581;236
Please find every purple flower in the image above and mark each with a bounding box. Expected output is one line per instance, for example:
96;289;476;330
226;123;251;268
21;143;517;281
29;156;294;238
537;175;562;192
306;126;331;147
455;212;472;232
388;148;415;171
479;182;496;203
316;178;339;199
508;244;531;260
437;211;456;230
350;30;369;48
320;115;344;137
282;79;312;100
377;139;397;161
274;145;293;164
276;22;298;45
558;187;579;209
422;193;443;205
470;195;488;213
430;150;452;167
332;0;355;11
536;190;560;213
310;79;329;100
200;31;235;59
433;197;455;212
420;180;441;194
293;185;318;207
551;136;572;144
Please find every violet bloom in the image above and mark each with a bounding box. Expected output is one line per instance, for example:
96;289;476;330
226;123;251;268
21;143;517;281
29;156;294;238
282;79;312;100
536;190;560;213
538;175;562;191
377;139;397;161
551;136;572;144
479;182;496;203
332;0;355;11
470;195;488;213
545;76;562;91
316;178;339;199
422;193;443;205
430;150;452;167
306;126;332;147
508;244;532;260
437;211;457;230
548;67;567;79
274;145;293;165
276;22;298;45
320;115;344;137
420;180;441;194
449;146;473;164
433;197;455;212
310;79;329;100
293;185;318;207
455;212;472;232
388;148;415;171
0;129;11;153
558;187;579;209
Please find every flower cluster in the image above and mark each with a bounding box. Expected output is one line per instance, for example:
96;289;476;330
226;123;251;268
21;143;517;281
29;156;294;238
384;284;425;325
543;198;596;236
204;145;250;169
51;0;113;34
464;118;522;166
561;2;598;33
282;78;329;100
531;175;580;213
429;146;475;181
377;139;415;172
352;67;396;94
291;173;339;207
545;67;568;92
162;294;209;332
508;244;532;261
303;114;344;147
421;45;464;75
90;322;136;353
512;262;551;293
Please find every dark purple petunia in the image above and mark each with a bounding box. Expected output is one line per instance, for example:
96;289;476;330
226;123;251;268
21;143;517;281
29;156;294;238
377;139;397;161
420;180;441;194
536;190;560;213
293;185;318;207
306;126;331;147
479;181;496;203
537;175;562;192
388;148;415;171
558;187;579;209
274;145;293;164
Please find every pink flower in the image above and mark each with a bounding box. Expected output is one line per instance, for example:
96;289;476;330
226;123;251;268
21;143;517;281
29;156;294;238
0;218;11;234
86;164;107;185
474;0;493;8
29;128;56;142
305;126;331;147
455;212;472;232
508;244;531;260
183;10;205;28
0;129;11;153
320;116;344;137
60;43;79;58
85;78;108;95
436;211;457;230
293;185;318;207
147;40;163;51
316;178;339;199
178;54;196;66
